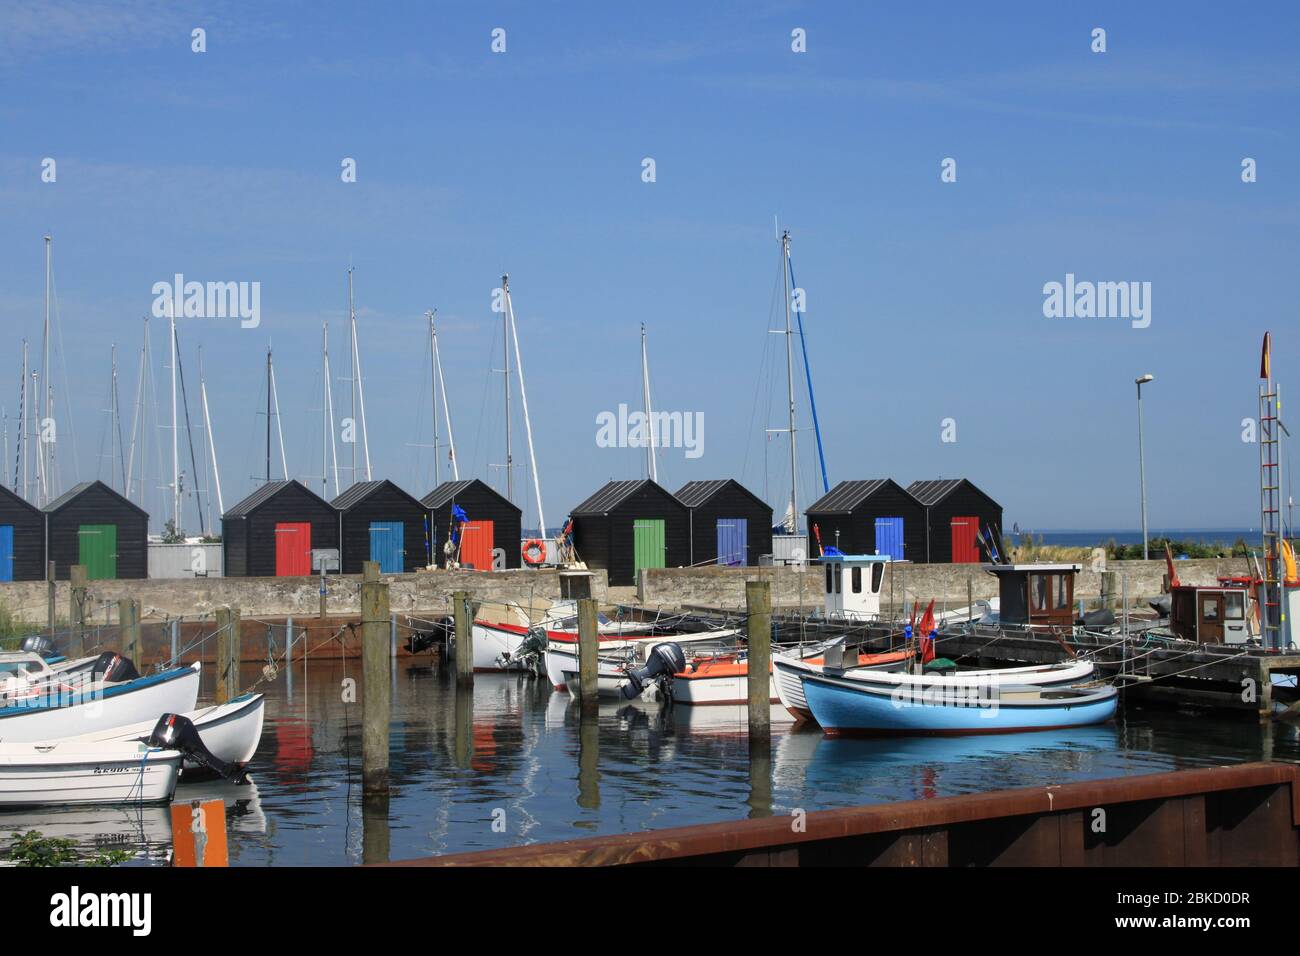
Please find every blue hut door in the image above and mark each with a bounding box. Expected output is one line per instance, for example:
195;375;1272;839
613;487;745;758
0;526;12;582
716;518;748;566
874;517;905;560
369;521;404;573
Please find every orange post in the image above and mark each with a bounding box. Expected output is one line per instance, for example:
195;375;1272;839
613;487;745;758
171;798;228;867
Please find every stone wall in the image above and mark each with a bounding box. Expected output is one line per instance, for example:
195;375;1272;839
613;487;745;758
636;557;1255;611
0;567;608;623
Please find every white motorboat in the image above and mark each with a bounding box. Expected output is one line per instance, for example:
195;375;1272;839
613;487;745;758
0;660;201;742
55;692;264;773
0;739;182;807
544;627;740;690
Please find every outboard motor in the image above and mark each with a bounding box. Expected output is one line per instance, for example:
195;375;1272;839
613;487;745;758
90;651;139;684
620;642;687;700
19;634;56;658
405;620;448;655
147;713;249;784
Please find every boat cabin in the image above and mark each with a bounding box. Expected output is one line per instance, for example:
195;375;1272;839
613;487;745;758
986;563;1080;629
820;554;889;620
1170;579;1252;645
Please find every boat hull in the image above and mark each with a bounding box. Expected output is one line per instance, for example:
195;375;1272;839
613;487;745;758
0;664;201;742
802;673;1118;736
58;692;265;771
773;651;910;721
0;743;182;807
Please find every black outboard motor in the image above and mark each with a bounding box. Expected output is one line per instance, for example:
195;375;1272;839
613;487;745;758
90;652;139;684
620;642;687;700
405;624;445;655
19;634;56;658
147;713;249;784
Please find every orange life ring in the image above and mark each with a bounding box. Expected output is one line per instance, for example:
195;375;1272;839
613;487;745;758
522;539;547;565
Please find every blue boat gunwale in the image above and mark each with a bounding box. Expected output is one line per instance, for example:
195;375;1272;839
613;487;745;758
0;662;200;717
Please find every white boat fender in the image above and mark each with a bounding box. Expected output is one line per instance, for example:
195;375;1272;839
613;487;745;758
146;714;250;784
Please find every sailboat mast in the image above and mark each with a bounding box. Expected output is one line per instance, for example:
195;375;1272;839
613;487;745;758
265;347;272;483
199;348;224;523
430;314;458;481
434;310;444;486
20;340;28;502
502;274;513;502
169;304;180;530
41;235;51;506
269;351;289;479
348;265;356;487
641;323;658;482
322;323;329;497
782;230;799;533
323;327;340;494
505;285;545;535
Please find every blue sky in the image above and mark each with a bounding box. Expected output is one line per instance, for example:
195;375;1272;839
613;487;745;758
2;1;1297;534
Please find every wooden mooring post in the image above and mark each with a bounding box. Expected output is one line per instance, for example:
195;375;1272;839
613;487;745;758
118;598;141;666
453;590;474;685
577;597;599;715
214;606;241;704
361;561;392;796
69;565;87;657
746;580;772;746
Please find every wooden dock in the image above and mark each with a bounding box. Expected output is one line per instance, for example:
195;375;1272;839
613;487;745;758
384;762;1300;867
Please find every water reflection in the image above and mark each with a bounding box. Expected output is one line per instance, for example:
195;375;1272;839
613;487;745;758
5;656;1295;866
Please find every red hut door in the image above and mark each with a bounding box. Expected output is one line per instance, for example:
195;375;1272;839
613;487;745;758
459;521;494;570
950;517;980;563
275;522;312;576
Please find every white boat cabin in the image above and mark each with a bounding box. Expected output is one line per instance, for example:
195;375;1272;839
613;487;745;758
820;554;889;620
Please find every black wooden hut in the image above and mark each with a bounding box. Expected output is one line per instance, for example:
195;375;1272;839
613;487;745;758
674;479;773;567
422;479;522;571
569;479;689;586
222;480;339;577
906;478;1004;564
44;480;148;580
0;484;46;581
804;479;926;562
331;480;429;575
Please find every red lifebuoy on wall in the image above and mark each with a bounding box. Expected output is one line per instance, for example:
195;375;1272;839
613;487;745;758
522;539;547;565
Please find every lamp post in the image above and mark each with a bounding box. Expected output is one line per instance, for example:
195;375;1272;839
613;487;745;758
1136;374;1154;560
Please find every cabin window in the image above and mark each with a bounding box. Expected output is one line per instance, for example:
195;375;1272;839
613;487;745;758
1054;575;1070;609
1202;596;1220;621
851;566;862;593
1030;574;1049;611
825;564;833;594
871;562;884;593
1225;591;1245;620
834;563;842;594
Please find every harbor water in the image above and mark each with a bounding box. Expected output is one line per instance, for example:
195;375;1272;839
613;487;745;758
6;659;1297;866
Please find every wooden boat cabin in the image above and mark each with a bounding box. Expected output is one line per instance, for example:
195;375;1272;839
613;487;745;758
332;480;428;574
985;563;1080;629
820;553;889;620
0;484;45;581
674;479;772;567
222;480;340;578
1170;579;1252;645
44;481;148;580
806;479;925;562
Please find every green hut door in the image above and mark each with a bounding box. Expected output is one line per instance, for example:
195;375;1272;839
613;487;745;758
79;524;117;580
633;518;666;575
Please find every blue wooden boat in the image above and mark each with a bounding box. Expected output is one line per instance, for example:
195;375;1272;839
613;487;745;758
801;670;1117;736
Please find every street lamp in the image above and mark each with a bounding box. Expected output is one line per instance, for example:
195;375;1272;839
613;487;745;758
1136;374;1154;560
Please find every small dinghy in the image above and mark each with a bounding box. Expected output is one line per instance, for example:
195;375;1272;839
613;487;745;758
0;713;247;808
0;740;182;808
0;656;201;743
544;628;739;691
674;643;910;707
773;644;911;722
53;693;265;774
802;670;1118;736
